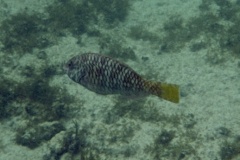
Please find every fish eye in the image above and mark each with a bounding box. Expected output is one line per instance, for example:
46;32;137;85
67;61;74;69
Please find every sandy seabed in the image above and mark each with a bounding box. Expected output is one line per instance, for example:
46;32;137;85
0;0;240;159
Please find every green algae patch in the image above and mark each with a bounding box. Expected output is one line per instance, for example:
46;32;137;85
0;12;50;54
220;136;240;160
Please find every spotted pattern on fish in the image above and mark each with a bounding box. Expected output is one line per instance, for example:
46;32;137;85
65;53;179;103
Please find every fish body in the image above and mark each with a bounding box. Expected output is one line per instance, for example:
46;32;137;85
65;53;179;103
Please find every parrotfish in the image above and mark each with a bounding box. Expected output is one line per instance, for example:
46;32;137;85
65;53;179;103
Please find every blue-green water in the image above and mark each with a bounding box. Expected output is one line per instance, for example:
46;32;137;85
0;0;239;159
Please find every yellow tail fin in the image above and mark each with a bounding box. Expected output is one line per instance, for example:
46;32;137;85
160;83;179;103
145;81;180;103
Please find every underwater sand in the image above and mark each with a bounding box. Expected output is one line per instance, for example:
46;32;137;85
0;0;240;159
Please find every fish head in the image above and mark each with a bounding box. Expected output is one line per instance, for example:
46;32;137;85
64;56;86;83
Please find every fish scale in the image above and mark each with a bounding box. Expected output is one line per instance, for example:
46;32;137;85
65;53;179;103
